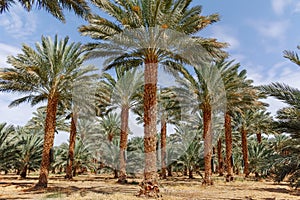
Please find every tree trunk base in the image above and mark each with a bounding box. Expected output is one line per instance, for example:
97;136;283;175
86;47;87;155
137;181;161;198
226;174;234;182
202;178;214;185
117;177;128;184
65;174;73;180
34;182;47;189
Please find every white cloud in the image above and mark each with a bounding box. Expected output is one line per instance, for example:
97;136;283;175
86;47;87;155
0;93;37;126
252;20;290;40
246;60;300;114
293;2;300;13
0;4;37;39
271;0;293;15
0;43;20;67
210;25;240;51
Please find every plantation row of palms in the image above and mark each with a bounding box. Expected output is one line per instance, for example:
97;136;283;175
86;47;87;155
0;0;300;196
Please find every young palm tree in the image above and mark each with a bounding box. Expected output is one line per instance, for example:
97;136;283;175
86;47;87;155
0;35;98;188
79;0;227;194
0;0;90;22
174;122;203;179
14;127;43;178
0;123;15;173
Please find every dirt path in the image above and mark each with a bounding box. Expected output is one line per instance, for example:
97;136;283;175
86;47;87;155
0;175;299;200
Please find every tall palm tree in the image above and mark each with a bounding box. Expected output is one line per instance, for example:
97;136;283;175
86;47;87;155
79;0;227;194
0;0;90;22
65;111;78;179
175;63;226;185
157;87;181;179
132;87;182;179
99;67;143;183
215;60;253;181
0;35;98;188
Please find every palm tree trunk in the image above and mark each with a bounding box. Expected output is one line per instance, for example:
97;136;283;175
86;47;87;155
167;165;172;177
241;125;249;177
35;92;58;188
224;112;233;181
65;112;77;179
203;107;213;185
217;139;223;176
20;164;28;178
256;132;262;143
188;167;193;179
118;105;129;184
139;60;159;197
161;117;167;179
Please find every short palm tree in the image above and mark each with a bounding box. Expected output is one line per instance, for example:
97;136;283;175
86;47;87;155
0;35;98;188
79;0;227;194
14;127;43;178
0;0;90;22
0;123;15;173
174;122;203;179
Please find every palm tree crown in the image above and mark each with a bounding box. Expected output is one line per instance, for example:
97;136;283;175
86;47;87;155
0;0;90;22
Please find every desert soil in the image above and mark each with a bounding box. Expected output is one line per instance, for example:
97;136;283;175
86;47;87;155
0;174;299;200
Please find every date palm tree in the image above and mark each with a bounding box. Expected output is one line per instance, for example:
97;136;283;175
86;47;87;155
0;0;90;22
157;87;181;179
14;127;43;178
175;62;226;185
98;67;143;183
0;123;15;173
0;35;98;188
216;60;255;180
79;0;227;194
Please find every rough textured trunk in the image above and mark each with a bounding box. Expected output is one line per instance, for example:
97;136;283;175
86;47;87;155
188;167;193;179
224;112;233;181
183;166;188;176
138;59;160;197
241;125;249;177
160;118;167;179
118;105;129;184
35;92;58;188
20;165;28;178
256;132;262;143
203;107;213;185
167;165;172;177
65;112;78;179
114;169;118;178
217;139;223;176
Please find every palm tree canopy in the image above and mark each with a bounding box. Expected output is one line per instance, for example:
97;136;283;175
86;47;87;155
0;35;99;109
283;45;300;66
0;0;90;22
79;0;228;69
98;67;143;110
260;82;300;109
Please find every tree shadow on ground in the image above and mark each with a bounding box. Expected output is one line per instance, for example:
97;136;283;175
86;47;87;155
252;185;300;197
20;182;138;198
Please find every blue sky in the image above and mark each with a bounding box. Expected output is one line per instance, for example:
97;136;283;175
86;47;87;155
1;0;300;144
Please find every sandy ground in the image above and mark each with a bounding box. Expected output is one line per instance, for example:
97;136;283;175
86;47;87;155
0;174;299;200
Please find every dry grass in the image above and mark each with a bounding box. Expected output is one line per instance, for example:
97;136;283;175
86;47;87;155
0;174;299;200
